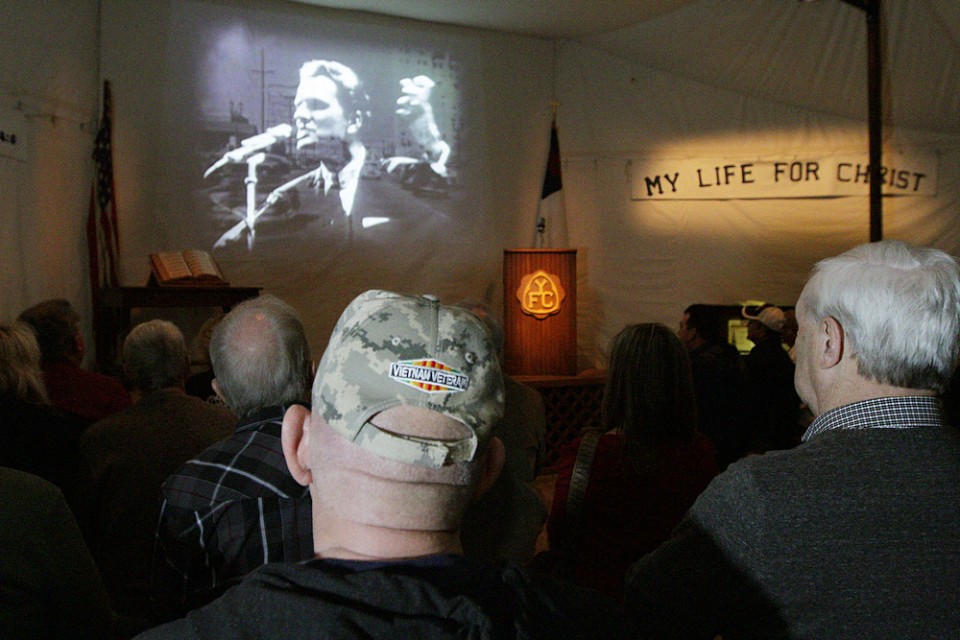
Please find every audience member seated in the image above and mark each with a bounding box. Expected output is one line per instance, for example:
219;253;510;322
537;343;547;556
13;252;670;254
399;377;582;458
740;303;801;452
18;298;131;424
678;304;747;469
780;308;799;363
0;466;113;640
456;299;547;562
0;321;86;492
625;241;960;638
781;308;815;432
184;313;223;402
152;296;314;620
75;320;236;622
546;323;718;601
136;290;635;640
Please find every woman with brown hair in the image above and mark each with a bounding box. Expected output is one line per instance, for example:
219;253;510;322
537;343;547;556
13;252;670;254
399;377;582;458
547;323;718;601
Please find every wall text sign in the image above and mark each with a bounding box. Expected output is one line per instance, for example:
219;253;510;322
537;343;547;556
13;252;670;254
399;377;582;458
629;150;938;200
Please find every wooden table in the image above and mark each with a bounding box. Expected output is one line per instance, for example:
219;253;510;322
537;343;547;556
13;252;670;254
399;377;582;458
95;286;261;373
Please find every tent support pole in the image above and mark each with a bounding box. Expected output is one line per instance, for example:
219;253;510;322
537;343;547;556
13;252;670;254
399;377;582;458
866;0;882;241
842;0;883;241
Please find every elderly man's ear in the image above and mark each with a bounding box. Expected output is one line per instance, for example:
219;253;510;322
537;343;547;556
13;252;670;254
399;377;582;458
211;378;226;405
282;404;313;487
820;316;845;369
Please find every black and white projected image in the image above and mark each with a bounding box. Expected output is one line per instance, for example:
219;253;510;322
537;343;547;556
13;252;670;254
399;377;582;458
196;49;463;252
152;3;490;350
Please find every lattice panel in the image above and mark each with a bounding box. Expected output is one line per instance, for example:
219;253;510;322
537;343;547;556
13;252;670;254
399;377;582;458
520;375;605;471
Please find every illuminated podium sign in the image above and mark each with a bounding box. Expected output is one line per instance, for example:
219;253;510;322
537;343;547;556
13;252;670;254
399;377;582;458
517;269;566;319
503;249;577;376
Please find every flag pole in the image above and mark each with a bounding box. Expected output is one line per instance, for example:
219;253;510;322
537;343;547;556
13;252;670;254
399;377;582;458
88;80;122;371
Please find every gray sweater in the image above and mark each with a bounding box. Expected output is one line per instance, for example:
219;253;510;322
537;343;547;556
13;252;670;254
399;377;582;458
626;420;960;639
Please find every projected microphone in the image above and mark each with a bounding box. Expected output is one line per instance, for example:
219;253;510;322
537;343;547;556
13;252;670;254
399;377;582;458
204;123;293;178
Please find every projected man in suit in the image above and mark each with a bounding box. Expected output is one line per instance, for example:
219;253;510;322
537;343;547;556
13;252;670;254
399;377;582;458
261;60;370;221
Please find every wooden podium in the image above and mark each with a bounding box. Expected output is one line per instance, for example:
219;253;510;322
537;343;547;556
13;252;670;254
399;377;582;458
503;249;577;376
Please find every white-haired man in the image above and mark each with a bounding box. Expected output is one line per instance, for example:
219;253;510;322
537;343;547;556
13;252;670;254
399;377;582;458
625;240;960;638
139;291;633;639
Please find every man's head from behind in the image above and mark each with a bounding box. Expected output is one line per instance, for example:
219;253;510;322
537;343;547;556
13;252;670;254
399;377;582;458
210;295;312;418
17;299;82;364
282;291;505;558
122;320;190;394
795;240;960;412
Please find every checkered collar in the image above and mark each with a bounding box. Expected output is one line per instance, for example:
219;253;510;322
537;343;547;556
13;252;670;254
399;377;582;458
802;396;945;442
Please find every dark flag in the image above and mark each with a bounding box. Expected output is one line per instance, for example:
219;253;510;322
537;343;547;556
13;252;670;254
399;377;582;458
87;80;121;300
535;118;567;247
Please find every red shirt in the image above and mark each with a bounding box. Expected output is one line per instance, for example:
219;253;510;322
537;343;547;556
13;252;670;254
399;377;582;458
548;432;718;600
42;360;131;424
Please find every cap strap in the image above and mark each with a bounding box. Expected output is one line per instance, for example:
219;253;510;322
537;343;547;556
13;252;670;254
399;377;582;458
355;420;478;469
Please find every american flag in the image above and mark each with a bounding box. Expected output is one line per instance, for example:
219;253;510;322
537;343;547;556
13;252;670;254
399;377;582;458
87;80;121;298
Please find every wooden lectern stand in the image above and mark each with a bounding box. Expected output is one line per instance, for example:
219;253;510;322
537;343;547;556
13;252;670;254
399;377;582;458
95;286;261;374
503;249;577;376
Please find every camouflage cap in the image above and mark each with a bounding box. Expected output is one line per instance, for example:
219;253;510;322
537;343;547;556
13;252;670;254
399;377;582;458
313;290;505;468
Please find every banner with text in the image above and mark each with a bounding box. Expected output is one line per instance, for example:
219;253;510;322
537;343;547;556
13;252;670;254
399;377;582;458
629;150;939;200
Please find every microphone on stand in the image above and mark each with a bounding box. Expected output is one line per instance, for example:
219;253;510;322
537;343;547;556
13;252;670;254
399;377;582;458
204;123;293;178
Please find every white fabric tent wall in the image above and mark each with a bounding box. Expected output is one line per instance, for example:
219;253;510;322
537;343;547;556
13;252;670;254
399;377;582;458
583;1;960;134
0;0;100;362
2;0;958;374
556;1;960;367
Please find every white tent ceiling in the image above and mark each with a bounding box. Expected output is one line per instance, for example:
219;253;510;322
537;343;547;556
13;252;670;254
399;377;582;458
291;0;960;135
287;0;699;39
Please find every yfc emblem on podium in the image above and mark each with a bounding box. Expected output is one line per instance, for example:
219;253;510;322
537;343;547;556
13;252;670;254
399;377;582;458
517;269;565;319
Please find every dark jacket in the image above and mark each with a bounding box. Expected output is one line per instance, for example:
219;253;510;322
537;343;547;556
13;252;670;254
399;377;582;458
742;335;800;452
137;555;636;639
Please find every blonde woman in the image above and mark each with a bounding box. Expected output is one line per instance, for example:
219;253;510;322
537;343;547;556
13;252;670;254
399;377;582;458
0;321;86;489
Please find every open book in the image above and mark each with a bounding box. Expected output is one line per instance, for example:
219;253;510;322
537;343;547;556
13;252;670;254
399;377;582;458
149;250;229;287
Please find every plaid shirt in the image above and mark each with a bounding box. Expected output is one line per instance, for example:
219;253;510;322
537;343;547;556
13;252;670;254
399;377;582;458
152;405;313;618
802;395;944;442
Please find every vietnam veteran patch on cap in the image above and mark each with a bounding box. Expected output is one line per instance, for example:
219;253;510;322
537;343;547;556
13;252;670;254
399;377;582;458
389;359;470;393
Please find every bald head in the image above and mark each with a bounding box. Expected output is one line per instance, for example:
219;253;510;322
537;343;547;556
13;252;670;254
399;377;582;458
210;295;311;418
